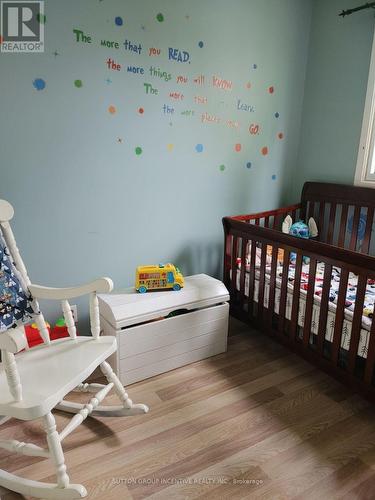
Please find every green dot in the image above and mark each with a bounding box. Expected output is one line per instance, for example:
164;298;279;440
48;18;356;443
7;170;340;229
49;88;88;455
135;146;143;155
156;13;164;22
219;164;225;171
74;79;83;88
37;13;46;24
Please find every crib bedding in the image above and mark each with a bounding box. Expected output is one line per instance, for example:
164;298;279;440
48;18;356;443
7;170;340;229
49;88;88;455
235;257;374;358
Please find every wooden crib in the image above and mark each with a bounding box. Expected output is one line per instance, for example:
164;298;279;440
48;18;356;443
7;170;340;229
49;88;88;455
223;182;375;401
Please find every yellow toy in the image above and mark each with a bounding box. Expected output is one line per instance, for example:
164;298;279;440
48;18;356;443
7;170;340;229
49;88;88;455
136;263;184;293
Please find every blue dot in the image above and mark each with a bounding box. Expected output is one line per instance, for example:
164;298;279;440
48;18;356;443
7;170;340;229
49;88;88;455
272;174;277;180
253;64;257;69
195;143;204;153
33;78;46;91
115;16;123;26
275;112;280;118
246;162;252;169
198;41;204;48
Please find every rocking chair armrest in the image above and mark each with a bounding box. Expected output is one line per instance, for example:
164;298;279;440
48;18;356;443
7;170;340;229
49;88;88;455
0;327;27;353
29;277;114;300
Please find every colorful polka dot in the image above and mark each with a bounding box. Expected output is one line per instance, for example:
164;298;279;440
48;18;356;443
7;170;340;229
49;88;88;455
235;143;242;152
167;143;174;152
108;105;116;114
198;41;204;48
272;174;277;180
74;79;83;88
274;112;280;118
115;16;123;26
135;146;143;155
33;78;46;91
195;143;204;153
219;165;225;172
261;146;268;156
156;13;164;22
246;162;252;169
278;132;284;140
268;86;274;94
246;82;251;89
253;64;257;69
138;107;144;114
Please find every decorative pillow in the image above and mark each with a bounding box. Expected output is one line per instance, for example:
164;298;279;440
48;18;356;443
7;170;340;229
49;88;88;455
0;230;34;332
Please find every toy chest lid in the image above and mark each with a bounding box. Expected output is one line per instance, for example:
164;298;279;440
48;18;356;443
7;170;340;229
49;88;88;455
98;274;230;329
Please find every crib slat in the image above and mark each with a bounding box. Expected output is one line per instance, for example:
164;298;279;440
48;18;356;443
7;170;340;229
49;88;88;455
224;234;232;289
364;314;375;385
302;258;317;347
331;268;350;365
347;274;367;374
317;263;332;355
257;243;267;322
247;239;257;318
278;250;290;336
264;216;270;228
349;206;361;251
290;254;303;340
318;202;326;242
326;203;337;245
267;246;279;332
231;236;238;300
274;214;282;231
337;204;349;248
307;201;315;220
239;239;247;303
362;207;374;254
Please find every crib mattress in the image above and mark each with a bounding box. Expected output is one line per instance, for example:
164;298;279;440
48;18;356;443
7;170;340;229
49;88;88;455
234;260;374;358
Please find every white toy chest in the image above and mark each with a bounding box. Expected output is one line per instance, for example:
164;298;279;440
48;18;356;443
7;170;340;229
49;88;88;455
98;274;229;385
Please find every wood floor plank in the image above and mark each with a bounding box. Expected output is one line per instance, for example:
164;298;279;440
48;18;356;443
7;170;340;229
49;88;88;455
291;457;375;500
2;318;375;500
86;380;357;498
143;389;367;499
13;353;310;478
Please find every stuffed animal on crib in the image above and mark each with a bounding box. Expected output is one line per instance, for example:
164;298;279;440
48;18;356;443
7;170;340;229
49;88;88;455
282;215;318;264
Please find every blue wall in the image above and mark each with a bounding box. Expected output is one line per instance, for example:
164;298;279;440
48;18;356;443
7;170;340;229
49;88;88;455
292;0;375;200
0;0;312;327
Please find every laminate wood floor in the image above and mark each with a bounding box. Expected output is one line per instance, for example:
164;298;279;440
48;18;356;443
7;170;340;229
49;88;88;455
1;318;375;500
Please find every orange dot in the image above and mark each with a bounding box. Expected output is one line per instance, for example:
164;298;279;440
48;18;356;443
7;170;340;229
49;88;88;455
268;86;274;94
235;143;242;152
108;105;116;114
278;132;284;140
138;107;144;114
246;82;251;89
261;146;268;156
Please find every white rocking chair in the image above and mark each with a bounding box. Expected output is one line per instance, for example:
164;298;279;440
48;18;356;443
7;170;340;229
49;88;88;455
0;200;148;499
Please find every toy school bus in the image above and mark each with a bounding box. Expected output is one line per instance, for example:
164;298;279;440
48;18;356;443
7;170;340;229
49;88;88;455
135;263;184;293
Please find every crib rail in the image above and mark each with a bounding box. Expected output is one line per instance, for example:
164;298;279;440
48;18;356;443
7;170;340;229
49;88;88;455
231;203;302;230
301;182;375;253
223;215;375;401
